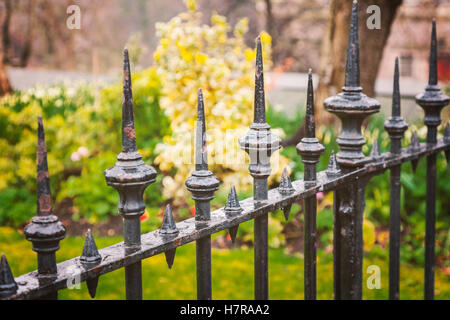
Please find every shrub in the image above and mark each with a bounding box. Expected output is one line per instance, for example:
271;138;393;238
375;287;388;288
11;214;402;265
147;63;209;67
153;0;289;201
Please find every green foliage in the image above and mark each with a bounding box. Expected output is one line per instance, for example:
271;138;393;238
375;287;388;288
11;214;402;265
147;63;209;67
0;67;169;226
0;228;448;300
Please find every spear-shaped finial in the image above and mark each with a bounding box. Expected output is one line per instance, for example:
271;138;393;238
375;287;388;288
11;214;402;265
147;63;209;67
326;150;341;177
195;88;208;171
429;19;437;86
254;35;266;124
344;0;360;89
80;229;102;265
370;139;381;160
122;48;137;154
0;254;18;298
392;57;401;117
80;229;102;299
160;204;179;235
305;69;316;138
278;167;294;195
224;186;243;217
37;116;52;217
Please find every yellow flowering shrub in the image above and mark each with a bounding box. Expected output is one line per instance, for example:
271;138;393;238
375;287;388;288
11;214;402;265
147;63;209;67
153;0;289;201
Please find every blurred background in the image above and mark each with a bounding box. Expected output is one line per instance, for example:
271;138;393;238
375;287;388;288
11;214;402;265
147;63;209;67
0;0;448;299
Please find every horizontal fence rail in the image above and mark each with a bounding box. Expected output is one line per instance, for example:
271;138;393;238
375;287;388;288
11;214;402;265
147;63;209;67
0;1;449;300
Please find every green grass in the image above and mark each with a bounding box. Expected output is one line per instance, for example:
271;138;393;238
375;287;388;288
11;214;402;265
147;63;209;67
1;227;448;300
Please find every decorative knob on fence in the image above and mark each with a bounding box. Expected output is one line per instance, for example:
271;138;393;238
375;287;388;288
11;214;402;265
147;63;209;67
0;254;18;298
239;36;281;201
384;58;408;155
104;49;157;250
415;19;450;145
185;89;220;221
323;0;380;170
24;116;66;280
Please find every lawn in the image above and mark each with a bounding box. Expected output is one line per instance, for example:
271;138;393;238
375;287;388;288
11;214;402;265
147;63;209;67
1;226;448;300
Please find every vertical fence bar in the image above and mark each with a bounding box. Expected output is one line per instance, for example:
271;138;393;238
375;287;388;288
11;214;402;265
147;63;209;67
24;116;66;300
297;70;324;300
104;49;157;300
239;36;281;300
186;89;220;300
323;1;380;299
384;58;408;300
415;20;449;300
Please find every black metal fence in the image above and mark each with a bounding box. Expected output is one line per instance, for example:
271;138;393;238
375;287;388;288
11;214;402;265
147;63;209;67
0;2;449;300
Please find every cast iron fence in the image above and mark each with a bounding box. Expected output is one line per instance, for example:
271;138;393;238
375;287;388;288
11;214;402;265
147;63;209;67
0;2;449;300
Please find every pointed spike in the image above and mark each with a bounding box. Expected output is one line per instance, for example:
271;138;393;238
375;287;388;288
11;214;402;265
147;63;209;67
161;204;179;235
122;48;137;154
80;229;102;264
305;68;316;138
195;88;208;171
0;254;18;298
392;57;401;117
282;204;292;221
37;116;52;217
86;276;99;299
370;140;381;159
326;150;341;177
428;19;437;86
344;0;360;89
225;186;243;216
164;248;176;269
254;35;266;124
228;225;239;244
279;167;294;195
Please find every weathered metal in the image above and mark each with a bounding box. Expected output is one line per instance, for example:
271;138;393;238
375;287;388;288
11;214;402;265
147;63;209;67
0;254;17;298
1;3;448;302
239;36;281;300
384;58;408;300
24;116;66;300
186;89;219;300
415;20;450;300
104;49;157;300
278;168;295;221
297;69;324;300
323;0;380;300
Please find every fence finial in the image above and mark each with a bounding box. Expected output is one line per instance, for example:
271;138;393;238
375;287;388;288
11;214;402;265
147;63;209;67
195;89;208;171
186;91;220;221
161;204;178;235
344;0;360;89
122;48;137;154
370;140;381;160
305;69;316;138
36;116;52;217
225;186;243;217
254;35;266;124
393;57;401;117
278;167;294;195
0;254;18;298
385;57;408;155
24;117;66;285
415;20;449;145
428;19;437;86
326;150;341;177
80;229;102;265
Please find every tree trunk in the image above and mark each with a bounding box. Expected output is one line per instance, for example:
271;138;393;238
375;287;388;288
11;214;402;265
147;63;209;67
282;0;402;147
0;50;12;96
